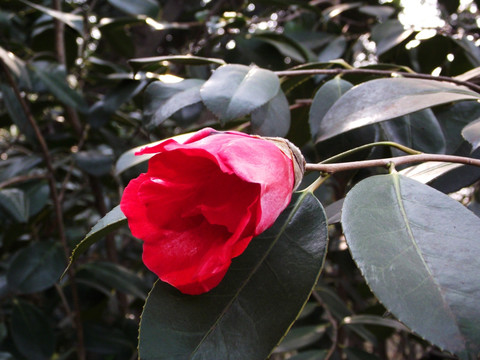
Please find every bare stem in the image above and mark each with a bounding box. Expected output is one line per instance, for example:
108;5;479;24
0;58;86;360
305;153;480;174
275;68;480;93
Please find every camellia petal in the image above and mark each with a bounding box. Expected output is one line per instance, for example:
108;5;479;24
120;128;302;294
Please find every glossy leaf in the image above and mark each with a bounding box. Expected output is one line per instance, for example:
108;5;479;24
7;242;64;294
342;315;410;332
200;64;280;123
11;300;55;360
107;0;159;17
462;118;480;150
342;174;480;359
317;78;480;142
253;33;313;63
138;192;328;360
399;162;463;184
143;79;205;128
251;88;290;137
371;19;414;56
83;323;134;355
63;205;126;276
0;188;28;223
74;150;114;177
379;109;446;155
309;78;353;141
0;84;35;143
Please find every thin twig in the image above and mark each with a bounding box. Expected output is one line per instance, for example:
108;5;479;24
0;173;48;189
275;68;480;93
0;58;86;360
305;153;480;174
312;291;339;359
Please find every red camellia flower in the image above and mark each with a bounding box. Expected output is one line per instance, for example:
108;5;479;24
120;128;304;295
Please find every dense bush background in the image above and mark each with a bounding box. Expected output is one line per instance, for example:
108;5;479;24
1;0;480;359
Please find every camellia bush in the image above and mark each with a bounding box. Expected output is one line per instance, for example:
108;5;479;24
1;0;480;359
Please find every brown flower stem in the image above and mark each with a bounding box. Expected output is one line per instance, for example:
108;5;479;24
0;58;86;360
0;173;48;189
275;68;480;93
305;153;480;174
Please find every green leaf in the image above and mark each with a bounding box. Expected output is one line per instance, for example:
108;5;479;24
0;83;36;144
316;78;480;142
30;63;88;112
83;323;134;355
19;0;84;34
287;350;328;360
7;241;64;294
200;64;280;124
371;19;414;56
138;192;328;360
462;118;480;151
359;5;395;21
399;162;463;185
379;109;446;155
107;0;159;17
11;300;55;360
0;188;28;223
63;205;127;277
342;315;410;332
342;173;480;359
253;33;314;63
317;35;347;62
77;261;149;299
322;3;362;20
0;46;29;84
74;149;114;177
128;55;225;73
143;79;205;129
251;88;290;137
273;325;328;353
309;78;353;141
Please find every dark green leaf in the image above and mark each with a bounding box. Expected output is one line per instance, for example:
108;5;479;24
7;241;64;294
317;35;347;62
11;300;55;360
30;63;88;112
251;88;290;137
309;78;353;141
342;174;480;359
379;109;446;155
128;55;225;73
317;78;480;142
0;84;36;143
253;33;314;63
74;150;114;177
63;205;127;277
0;188;28;223
322;3;362;20
84;323;134;354
273;325;328;353
359;5;395;21
462;118;480;150
107;0;159;17
288;350;328;360
78;261;149;299
343;348;382;360
19;0;84;33
138;192;328;360
0;46;29;84
143;79;205;129
200;64;280;124
342;315;410;332
371;19;414;56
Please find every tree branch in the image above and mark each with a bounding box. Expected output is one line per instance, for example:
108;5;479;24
0;58;86;360
305;153;480;174
275;68;480;93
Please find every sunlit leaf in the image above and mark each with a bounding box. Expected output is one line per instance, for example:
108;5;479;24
251;88;290;137
316;78;480;142
138;192;328;360
371;19;414;56
200;64;280;123
342;174;480;359
462;118;480;151
107;0;159;17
